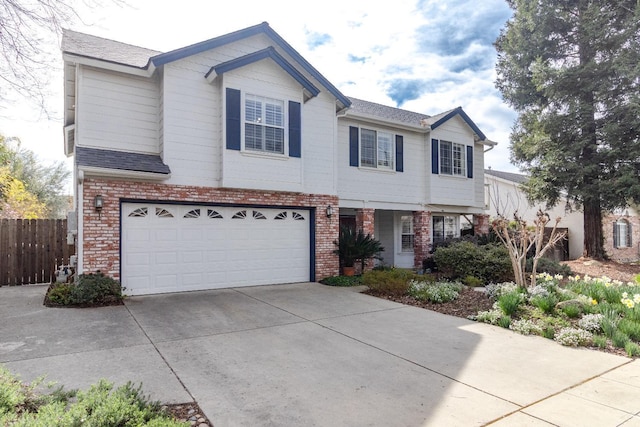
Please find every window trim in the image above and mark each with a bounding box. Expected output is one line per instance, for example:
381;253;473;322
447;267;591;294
614;218;632;249
242;93;287;156
359;127;394;170
400;215;414;253
439;140;466;177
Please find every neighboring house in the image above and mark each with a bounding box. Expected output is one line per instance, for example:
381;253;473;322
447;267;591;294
62;22;497;295
485;169;640;262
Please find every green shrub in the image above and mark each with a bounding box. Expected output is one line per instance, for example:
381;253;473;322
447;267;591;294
592;334;608;349
46;273;124;307
625;341;640;357
498;291;524;316
362;269;419;296
526;257;572;277
612;330;630;349
463;276;484;287
408;281;463;303
618;319;640;342
0;368;185;426
497;315;511;329
554;327;592;346
530;294;557;314
433;241;512;283
320;275;363;287
561;304;583;318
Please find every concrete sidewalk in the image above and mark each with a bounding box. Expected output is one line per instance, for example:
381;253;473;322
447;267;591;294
1;282;638;426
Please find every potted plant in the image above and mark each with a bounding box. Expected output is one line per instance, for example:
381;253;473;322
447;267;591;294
334;226;384;276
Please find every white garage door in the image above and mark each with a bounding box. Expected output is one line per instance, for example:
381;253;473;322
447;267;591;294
121;203;311;295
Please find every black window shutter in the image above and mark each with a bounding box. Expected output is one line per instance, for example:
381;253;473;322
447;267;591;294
226;88;241;150
349;126;359;167
431;139;439;174
289;101;301;158
466;145;473;178
613;222;618;248
628;221;633;246
395;135;404;172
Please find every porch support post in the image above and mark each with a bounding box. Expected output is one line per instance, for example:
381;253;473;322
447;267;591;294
413;211;432;269
355;208;375;273
473;214;490;236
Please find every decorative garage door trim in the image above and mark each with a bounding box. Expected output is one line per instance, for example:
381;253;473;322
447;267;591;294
120;200;315;295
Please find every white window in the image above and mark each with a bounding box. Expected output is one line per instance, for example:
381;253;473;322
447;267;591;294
440;140;465;176
400;215;414;252
432;215;459;243
614;219;632;248
360;128;393;170
245;94;284;154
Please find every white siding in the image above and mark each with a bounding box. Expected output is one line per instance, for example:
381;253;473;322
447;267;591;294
428;116;484;210
161;61;222;187
485;175;584;260
337;119;426;210
77;66;159;154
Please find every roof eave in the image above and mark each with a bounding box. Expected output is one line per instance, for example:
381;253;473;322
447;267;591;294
341;110;428;132
63;53;154;77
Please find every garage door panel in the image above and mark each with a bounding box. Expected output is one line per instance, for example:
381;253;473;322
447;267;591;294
122;203;311;295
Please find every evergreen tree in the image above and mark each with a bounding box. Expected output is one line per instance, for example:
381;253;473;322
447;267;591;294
495;0;640;259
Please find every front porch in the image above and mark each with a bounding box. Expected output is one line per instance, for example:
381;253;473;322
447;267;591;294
339;208;490;270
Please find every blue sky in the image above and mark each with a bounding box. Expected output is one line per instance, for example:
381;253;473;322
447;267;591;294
0;0;518;174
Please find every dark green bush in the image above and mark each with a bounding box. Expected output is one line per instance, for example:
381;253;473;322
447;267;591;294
320;275;363;287
526;257;573;276
46;273;124;307
362;269;421;296
433;241;512;283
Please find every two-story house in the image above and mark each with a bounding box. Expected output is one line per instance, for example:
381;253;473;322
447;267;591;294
62;22;496;295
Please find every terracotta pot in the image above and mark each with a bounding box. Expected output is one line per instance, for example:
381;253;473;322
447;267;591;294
343;266;355;277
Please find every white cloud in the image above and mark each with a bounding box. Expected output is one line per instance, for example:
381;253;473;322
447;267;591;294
0;0;519;174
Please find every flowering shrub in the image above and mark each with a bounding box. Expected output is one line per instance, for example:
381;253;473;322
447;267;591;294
510;319;543;336
473;303;503;325
554;327;593;347
408;280;463;303
578;314;604;333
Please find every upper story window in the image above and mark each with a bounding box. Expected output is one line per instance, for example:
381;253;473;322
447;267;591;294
431;138;472;178
440;140;465;176
360;128;394;170
244;94;285;154
349;126;404;172
613;219;632;248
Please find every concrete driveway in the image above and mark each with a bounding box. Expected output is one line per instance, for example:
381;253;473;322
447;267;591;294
1;282;639;426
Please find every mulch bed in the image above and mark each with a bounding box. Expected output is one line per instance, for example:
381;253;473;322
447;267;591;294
366;286;494;318
164;402;212;426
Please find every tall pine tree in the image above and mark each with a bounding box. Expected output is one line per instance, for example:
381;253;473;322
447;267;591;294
495;0;640;259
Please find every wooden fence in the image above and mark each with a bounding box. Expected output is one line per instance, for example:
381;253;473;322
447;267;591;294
0;219;74;286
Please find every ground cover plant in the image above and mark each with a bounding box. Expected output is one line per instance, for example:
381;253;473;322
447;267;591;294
472;273;640;357
0;365;188;426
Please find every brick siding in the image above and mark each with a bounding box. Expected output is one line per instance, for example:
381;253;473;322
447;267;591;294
81;178;339;282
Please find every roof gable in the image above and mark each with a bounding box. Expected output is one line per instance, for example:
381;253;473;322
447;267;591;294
151;22;350;108
427;107;486;141
205;47;320;98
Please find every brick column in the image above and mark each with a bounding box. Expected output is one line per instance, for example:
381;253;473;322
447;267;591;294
355;208;375;273
413;211;432;269
473;214;490;236
355;208;375;236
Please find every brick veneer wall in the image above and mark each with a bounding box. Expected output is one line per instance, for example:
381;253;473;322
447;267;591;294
602;214;640;262
473;214;490;236
353;208;376;273
81;177;339;282
413;211;432;268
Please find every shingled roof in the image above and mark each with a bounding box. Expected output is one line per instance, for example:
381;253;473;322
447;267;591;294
62;29;160;68
76;147;171;175
484;168;528;184
346;97;431;126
